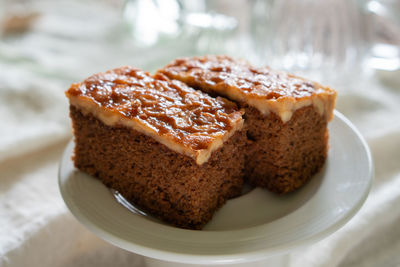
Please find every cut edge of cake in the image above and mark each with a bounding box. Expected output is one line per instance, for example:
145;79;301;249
158;55;338;194
69;105;246;229
67;94;244;165
65;56;338;229
66;66;245;165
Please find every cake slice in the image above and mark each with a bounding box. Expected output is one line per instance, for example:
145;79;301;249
66;66;246;229
159;55;337;194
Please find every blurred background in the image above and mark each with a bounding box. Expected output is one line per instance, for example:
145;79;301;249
1;0;400;81
1;0;400;267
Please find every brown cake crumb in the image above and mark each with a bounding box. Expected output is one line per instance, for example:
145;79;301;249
244;105;328;193
159;55;336;194
66;56;337;230
66;66;244;165
70;106;246;229
66;66;246;229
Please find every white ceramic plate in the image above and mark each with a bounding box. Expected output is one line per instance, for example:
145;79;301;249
59;111;373;264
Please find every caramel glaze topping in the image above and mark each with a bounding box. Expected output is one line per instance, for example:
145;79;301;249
66;66;244;164
159;55;337;122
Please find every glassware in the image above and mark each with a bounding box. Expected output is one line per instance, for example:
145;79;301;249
363;0;400;72
250;0;364;87
122;0;241;55
122;0;182;47
179;0;238;54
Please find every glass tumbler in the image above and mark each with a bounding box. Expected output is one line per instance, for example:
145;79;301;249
122;0;241;53
250;0;364;87
363;0;400;72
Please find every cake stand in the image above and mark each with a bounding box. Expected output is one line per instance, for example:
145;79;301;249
59;111;373;266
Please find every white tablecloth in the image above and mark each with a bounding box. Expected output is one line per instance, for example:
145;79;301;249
1;2;400;267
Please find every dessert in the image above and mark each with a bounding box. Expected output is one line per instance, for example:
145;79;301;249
66;56;337;230
159;55;337;194
66;66;246;229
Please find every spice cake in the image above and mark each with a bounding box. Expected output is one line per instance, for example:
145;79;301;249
66;66;246;229
159;55;337;194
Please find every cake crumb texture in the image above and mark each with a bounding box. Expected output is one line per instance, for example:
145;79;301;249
244;105;328;194
66;66;244;165
70;106;246;229
160;55;335;194
67;57;337;229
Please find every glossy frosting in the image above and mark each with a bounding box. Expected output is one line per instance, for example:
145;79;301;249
160;55;337;122
66;66;244;165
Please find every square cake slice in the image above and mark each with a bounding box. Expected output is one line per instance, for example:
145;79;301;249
159;55;337;194
66;66;246;229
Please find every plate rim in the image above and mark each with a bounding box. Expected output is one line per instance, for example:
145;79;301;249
58;110;374;264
